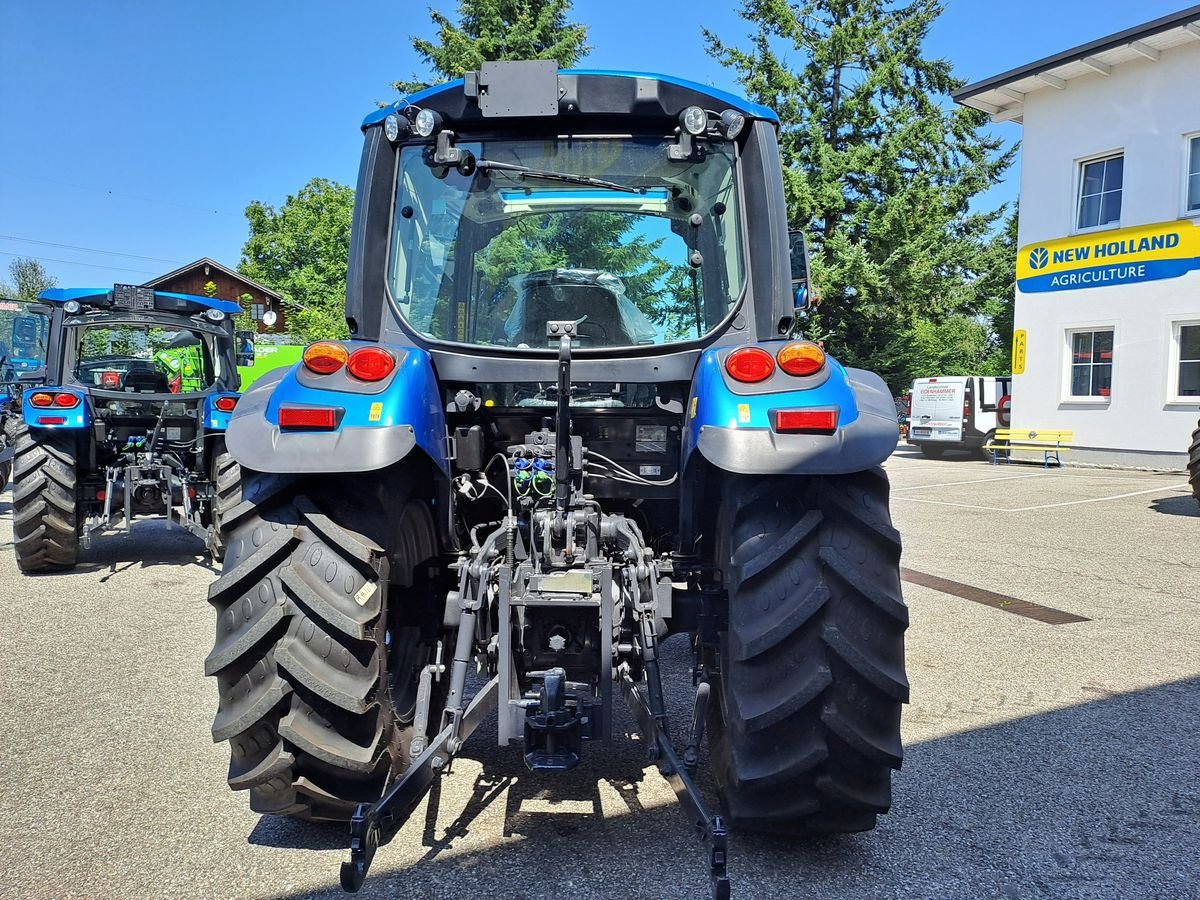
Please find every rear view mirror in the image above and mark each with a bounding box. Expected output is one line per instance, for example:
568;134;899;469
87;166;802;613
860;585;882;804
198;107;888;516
788;230;816;311
235;330;256;368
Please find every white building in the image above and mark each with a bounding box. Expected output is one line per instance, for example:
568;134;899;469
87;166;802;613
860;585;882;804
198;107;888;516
956;7;1200;467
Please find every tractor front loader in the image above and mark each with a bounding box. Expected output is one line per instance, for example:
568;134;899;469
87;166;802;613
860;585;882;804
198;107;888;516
207;63;908;897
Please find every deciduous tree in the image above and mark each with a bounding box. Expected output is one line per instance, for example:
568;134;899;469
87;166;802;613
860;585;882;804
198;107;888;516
707;0;1016;391
239;178;355;343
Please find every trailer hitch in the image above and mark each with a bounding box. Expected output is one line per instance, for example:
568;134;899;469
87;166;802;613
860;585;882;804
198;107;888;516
339;675;499;892
621;669;731;900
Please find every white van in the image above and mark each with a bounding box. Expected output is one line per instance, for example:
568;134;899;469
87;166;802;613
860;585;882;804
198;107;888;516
908;376;1011;457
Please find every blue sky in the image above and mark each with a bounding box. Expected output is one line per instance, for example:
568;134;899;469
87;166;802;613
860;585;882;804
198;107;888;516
0;0;1190;290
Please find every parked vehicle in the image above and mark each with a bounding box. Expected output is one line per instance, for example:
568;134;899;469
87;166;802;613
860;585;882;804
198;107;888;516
908;375;1011;457
206;64;907;897
10;285;241;571
0;298;51;491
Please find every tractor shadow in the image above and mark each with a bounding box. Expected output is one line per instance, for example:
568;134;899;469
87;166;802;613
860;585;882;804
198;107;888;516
72;521;217;579
266;655;1200;900
1149;494;1200;517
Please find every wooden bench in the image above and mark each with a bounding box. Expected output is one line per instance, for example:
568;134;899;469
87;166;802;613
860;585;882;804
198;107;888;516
985;428;1073;468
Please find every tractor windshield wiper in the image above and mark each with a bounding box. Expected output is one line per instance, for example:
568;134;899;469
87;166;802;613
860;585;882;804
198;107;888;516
474;159;643;194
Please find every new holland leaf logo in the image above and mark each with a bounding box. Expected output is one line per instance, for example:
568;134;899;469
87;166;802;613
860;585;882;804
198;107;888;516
1029;247;1049;270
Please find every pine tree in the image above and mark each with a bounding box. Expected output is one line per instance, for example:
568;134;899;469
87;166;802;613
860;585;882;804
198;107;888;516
395;0;590;94
707;0;1015;390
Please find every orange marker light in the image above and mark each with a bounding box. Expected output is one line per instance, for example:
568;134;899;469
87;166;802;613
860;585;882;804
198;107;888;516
776;341;826;377
29;392;54;408
302;341;349;375
725;347;775;383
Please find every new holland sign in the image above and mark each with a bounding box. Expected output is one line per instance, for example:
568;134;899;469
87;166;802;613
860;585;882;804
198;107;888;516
1017;220;1200;293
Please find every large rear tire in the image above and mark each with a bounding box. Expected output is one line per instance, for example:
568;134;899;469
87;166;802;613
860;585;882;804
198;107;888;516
206;440;240;561
12;423;79;573
1188;419;1200;508
708;469;908;833
205;468;446;820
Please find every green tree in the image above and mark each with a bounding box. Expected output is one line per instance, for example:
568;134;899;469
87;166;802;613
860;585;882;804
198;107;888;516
976;206;1019;374
239;178;355;343
394;0;590;94
707;0;1015;392
5;258;57;303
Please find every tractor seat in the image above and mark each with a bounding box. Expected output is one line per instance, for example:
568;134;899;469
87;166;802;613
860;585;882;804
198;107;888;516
122;367;171;394
520;282;634;348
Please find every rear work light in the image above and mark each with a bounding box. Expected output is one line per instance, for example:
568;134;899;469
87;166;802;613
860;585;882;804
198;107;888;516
725;347;775;383
776;341;826;377
278;405;340;430
303;341;349;375
771;408;839;434
347;346;396;382
214;396;238;413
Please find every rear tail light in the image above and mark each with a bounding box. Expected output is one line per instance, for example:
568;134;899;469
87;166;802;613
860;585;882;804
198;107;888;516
278;405;340;430
771;408;839;434
30;392;80;409
776;341;826;376
302;341;349;375
725;347;776;383
214;395;238;413
347;346;396;382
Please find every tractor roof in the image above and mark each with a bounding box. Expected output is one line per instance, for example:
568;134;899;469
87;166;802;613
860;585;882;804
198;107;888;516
363;68;779;129
40;287;242;315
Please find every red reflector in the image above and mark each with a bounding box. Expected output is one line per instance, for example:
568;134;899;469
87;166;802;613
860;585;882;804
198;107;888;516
214;395;238;413
279;406;339;430
37;416;67;426
96;490;106;501
101;371;121;389
187;486;197;499
725;347;775;383
772;408;839;434
347;346;396;382
54;392;80;408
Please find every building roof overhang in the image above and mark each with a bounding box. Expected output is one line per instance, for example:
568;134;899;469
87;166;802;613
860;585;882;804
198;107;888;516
952;5;1200;124
143;257;285;302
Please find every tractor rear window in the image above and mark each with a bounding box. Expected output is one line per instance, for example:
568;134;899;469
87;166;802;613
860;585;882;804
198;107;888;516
388;137;745;350
73;323;219;393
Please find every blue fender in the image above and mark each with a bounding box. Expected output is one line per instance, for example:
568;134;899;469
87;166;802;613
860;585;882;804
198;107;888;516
21;387;90;429
682;346;898;476
224;344;448;475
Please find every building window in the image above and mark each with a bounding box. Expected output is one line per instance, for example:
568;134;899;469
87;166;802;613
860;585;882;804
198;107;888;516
1076;154;1123;231
250;303;264;321
1187;135;1200;214
1069;329;1113;398
1177;323;1200;397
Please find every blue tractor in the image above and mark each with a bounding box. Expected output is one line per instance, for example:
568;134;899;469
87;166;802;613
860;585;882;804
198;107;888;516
208;64;907;897
10;285;242;571
0;297;52;492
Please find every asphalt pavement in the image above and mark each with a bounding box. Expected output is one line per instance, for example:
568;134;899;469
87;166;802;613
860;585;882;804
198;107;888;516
0;449;1197;899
